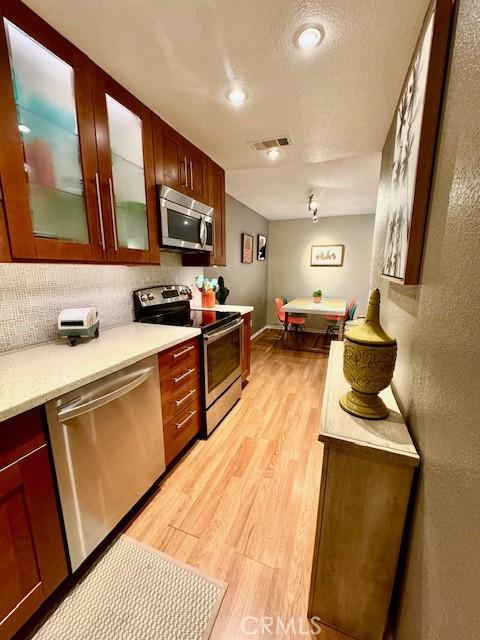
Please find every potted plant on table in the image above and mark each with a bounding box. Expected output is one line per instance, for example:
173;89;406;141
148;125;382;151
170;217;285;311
195;275;219;308
313;289;322;304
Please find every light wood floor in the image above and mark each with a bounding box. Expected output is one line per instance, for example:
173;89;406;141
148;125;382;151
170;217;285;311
127;330;348;639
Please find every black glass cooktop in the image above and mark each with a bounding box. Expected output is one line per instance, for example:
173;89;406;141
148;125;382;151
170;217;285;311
138;308;240;333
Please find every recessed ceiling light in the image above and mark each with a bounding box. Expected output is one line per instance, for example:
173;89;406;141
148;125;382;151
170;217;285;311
266;148;280;160
18;123;30;133
227;87;247;105
296;25;323;51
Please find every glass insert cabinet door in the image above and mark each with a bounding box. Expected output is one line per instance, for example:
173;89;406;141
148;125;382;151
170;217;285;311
105;95;148;251
0;4;103;261
5;20;88;243
94;71;158;264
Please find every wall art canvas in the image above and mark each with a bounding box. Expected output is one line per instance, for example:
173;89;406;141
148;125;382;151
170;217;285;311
257;234;267;260
311;244;344;267
241;233;254;263
382;1;453;284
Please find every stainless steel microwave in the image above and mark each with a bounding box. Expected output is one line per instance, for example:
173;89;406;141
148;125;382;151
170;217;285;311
158;185;213;252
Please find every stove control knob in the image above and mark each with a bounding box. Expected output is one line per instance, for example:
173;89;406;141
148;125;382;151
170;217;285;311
140;294;148;302
147;293;155;301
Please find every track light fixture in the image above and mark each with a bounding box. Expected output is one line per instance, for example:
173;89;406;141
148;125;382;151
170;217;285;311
308;193;319;223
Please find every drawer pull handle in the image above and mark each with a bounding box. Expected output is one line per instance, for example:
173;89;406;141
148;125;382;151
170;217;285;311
175;410;196;430
173;367;195;384
173;345;194;359
175;389;196;406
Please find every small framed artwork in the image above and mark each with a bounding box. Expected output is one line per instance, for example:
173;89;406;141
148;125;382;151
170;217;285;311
382;0;454;284
311;244;344;267
257;234;267;260
241;233;254;263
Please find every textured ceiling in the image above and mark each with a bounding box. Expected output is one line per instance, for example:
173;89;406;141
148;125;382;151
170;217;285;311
22;0;429;219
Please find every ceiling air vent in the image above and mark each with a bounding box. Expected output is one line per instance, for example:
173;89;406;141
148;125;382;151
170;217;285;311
248;135;293;152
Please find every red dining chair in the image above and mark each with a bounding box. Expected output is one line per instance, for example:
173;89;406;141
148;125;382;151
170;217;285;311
323;300;357;344
275;297;306;346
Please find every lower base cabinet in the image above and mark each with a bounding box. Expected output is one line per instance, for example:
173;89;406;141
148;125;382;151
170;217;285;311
241;312;251;382
158;337;202;465
0;409;68;640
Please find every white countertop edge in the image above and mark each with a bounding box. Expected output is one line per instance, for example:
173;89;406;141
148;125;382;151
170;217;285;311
191;304;254;315
0;324;201;422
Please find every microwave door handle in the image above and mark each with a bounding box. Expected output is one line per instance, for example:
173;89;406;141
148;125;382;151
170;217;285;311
199;216;206;248
57;366;154;422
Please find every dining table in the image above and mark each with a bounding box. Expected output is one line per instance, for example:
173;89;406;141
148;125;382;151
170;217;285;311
281;297;348;352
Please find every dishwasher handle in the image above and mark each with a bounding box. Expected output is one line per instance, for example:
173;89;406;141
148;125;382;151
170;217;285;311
58;366;155;422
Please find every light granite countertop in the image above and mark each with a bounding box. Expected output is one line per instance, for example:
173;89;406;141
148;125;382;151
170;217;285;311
0;323;200;422
190;304;254;315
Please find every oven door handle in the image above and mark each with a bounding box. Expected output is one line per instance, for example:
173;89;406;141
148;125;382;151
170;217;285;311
204;318;244;343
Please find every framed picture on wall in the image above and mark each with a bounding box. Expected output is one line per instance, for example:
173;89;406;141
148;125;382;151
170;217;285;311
382;0;454;285
257;234;267;260
311;244;344;267
241;233;254;263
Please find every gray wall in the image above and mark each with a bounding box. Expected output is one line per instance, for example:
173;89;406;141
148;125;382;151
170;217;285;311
205;194;268;334
371;2;480;637
266;215;375;328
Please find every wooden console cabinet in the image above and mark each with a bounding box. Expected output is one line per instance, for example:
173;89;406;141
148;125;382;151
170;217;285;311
308;343;420;640
0;408;68;640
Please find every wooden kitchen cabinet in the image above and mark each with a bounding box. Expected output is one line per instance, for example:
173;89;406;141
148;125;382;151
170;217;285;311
0;408;68;640
182;159;226;267
0;0;105;262
153;117;182;193
241;312;251;382
0;0;224;267
158;337;202;465
154;117;209;204
308;343;419;640
92;68;160;264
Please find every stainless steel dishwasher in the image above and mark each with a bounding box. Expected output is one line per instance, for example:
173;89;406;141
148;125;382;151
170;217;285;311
46;355;165;571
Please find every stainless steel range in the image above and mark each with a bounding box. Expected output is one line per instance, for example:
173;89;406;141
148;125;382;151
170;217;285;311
134;285;243;436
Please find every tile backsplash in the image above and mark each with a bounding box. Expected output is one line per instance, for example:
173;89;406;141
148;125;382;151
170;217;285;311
0;253;202;352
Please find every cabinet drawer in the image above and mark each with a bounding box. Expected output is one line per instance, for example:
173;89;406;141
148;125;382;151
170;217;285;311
160;359;200;396
161;377;201;424
163;398;201;465
158;338;199;375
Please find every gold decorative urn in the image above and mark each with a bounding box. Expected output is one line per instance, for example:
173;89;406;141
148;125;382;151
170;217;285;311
340;288;397;420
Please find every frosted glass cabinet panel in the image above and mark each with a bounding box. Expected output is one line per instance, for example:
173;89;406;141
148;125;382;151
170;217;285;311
4;20;89;243
105;95;148;251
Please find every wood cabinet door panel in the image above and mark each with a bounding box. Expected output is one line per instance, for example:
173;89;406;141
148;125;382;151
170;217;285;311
0;462;43;636
0;0;104;262
185;145;208;204
154;118;182;192
209;161;226;266
0;406;68;639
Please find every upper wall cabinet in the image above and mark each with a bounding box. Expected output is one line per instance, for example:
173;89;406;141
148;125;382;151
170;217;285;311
208;160;226;266
0;0;104;262
153;116;208;205
92;69;159;264
182;159;226;267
